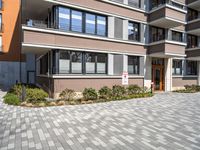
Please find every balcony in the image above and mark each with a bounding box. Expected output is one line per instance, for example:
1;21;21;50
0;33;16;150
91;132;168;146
187;0;200;10
148;4;186;28
186;19;200;36
186;48;200;60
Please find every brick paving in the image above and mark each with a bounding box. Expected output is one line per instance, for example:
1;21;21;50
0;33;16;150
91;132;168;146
0;91;200;150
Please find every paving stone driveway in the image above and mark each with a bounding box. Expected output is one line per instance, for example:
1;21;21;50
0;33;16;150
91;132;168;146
0;91;200;150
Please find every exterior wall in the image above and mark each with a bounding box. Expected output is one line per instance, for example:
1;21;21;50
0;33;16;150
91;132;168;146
172;77;198;90
186;20;200;31
23;30;147;55
37;76;144;98
58;0;147;22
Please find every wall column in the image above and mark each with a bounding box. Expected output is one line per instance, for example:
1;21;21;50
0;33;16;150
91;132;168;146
108;54;114;75
123;55;128;72
123;20;128;40
144;56;152;89
108;16;115;38
165;58;172;92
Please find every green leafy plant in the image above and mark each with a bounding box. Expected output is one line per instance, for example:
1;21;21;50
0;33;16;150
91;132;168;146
26;88;48;103
127;84;141;95
98;86;112;100
3;93;20;106
83;88;98;101
112;85;126;99
59;88;76;101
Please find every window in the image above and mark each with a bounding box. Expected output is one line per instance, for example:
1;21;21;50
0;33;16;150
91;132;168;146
172;31;183;42
186;61;197;75
0;14;2;32
151;0;166;10
40;54;48;75
57;6;107;37
128;0;140;8
187;8;198;22
171;2;184;9
71;10;83;32
0;0;2;10
58;51;107;74
97;16;106;36
59;51;70;73
150;26;165;42
128;56;140;74
71;52;82;73
85;13;96;34
172;60;182;75
187;34;198;48
128;22;140;41
58;7;70;31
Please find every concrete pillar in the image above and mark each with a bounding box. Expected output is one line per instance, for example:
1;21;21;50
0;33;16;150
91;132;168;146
165;58;172;92
139;57;144;76
144;56;152;89
168;29;172;41
123;55;128;72
108;16;115;38
197;61;200;85
108;54;114;75
123;20;128;40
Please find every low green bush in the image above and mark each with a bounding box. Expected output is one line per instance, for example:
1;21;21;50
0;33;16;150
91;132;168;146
26;88;48;103
3;93;20;106
127;84;141;95
59;88;76;101
98;86;112;100
112;85;126;99
83;88;98;101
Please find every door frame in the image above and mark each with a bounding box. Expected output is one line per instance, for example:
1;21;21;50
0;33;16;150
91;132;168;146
152;65;164;91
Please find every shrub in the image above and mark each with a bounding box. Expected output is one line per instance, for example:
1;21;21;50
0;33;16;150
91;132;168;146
99;86;112;100
112;85;126;99
3;93;20;106
26;88;48;103
127;84;141;95
9;84;22;97
83;88;98;101
59;88;76;101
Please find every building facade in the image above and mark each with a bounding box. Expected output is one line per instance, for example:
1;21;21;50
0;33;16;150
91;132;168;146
0;0;200;98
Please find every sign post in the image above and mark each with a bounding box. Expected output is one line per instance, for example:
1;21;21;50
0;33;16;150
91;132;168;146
122;72;129;85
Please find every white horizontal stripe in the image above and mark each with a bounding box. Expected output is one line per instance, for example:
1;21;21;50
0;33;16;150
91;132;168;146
86;20;95;24
59;13;70;19
72;14;82;20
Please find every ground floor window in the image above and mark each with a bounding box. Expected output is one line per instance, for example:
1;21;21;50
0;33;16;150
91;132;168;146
128;56;139;74
57;50;107;74
172;60;182;75
40;54;48;75
186;61;197;75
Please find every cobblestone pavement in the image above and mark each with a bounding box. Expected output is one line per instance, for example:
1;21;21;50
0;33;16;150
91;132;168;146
0;91;200;150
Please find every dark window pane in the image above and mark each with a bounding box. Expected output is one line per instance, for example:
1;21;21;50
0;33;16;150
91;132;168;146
187;35;198;48
97;54;107;74
85;53;96;74
128;56;139;74
58;7;70;31
97;16;106;36
172;60;182;75
128;22;140;41
172;31;183;42
71;52;82;73
150;26;165;42
71;10;83;32
85;13;96;34
59;51;70;74
186;61;197;75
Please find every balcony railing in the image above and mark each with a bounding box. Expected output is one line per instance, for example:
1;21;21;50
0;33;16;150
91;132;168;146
110;0;141;8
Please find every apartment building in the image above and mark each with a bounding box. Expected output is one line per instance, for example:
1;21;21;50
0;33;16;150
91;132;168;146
0;0;200;98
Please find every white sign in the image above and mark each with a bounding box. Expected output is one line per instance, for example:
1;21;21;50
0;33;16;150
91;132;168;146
122;72;129;85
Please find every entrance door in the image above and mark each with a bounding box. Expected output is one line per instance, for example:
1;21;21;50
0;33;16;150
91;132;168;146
152;66;164;91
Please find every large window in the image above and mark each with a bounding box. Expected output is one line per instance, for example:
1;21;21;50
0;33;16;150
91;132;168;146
172;60;182;75
150;26;165;42
187;34;198;48
128;0;140;8
172;31;183;42
58;7;70;31
187;8;198;22
58;50;107;74
186;61;197;75
40;54;48;75
128;56;140;74
57;6;107;37
128;22;140;41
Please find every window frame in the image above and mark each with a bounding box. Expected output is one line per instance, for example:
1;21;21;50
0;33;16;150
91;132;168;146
128;56;140;75
187;34;198;48
128;21;140;42
172;31;183;42
150;26;165;43
172;59;182;75
186;60;197;75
